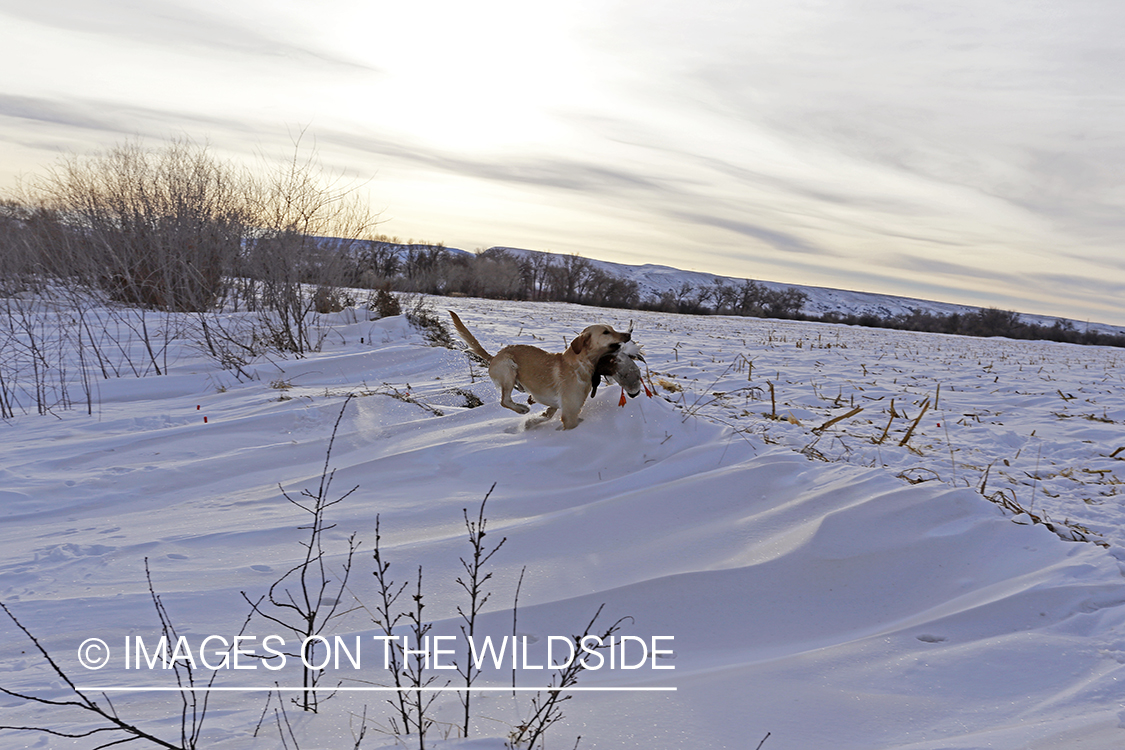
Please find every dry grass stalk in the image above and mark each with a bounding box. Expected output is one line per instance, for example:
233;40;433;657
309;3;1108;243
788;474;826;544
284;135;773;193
876;411;895;445
813;405;864;434
979;462;993;495
898;398;930;447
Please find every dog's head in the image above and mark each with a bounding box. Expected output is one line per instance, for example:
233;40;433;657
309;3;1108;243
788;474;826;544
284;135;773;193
568;324;631;360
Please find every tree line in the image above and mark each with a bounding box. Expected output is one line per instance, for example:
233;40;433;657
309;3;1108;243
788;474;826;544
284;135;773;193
332;243;812;318
813;306;1125;348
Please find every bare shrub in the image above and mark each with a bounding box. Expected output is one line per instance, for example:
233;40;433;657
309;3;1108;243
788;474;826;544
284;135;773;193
0;201;39;293
238;139;382;353
454;486;504;738
30;139;249;312
402;295;455;348
241;395;361;713
314;285;355;314
367;285;402;318
0;560;254;750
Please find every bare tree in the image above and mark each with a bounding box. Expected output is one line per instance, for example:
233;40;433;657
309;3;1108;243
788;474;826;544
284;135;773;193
32;138;250;313
240;138;382;353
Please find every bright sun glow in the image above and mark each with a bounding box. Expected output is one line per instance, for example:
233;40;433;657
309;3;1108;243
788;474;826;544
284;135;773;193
330;1;593;152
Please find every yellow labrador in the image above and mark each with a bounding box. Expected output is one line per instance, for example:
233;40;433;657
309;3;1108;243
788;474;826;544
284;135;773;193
449;311;631;429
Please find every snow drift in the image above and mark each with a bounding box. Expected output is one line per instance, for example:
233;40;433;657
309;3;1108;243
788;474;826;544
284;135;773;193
2;300;1124;749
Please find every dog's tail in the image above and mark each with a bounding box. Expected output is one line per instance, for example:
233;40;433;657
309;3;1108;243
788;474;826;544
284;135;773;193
448;310;493;363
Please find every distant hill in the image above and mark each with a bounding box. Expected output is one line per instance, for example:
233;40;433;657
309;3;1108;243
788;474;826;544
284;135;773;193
485;246;1125;338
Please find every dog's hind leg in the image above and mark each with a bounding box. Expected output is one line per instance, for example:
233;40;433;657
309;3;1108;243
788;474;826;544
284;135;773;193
491;358;530;414
498;387;531;414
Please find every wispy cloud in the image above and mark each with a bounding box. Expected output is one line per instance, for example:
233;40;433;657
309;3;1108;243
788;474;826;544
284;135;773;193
0;94;117;134
0;94;260;150
2;1;375;71
669;211;829;257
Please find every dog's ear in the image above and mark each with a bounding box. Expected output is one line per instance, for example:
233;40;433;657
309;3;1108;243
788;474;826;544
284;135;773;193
569;331;591;355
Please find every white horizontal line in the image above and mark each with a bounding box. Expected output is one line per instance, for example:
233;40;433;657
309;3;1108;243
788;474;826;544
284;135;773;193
79;688;675;697
77;686;676;692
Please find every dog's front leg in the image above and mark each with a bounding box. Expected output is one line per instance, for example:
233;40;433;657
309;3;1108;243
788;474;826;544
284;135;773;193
558;414;582;430
557;373;593;429
557;397;585;430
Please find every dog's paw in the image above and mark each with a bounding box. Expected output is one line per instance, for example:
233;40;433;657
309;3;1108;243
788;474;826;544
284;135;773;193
502;400;532;414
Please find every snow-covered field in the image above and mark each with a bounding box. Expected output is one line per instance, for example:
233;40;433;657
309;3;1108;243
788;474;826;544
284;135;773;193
2;295;1125;749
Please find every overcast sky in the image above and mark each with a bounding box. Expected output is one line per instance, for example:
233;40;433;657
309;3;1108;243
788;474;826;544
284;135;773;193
2;0;1123;324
